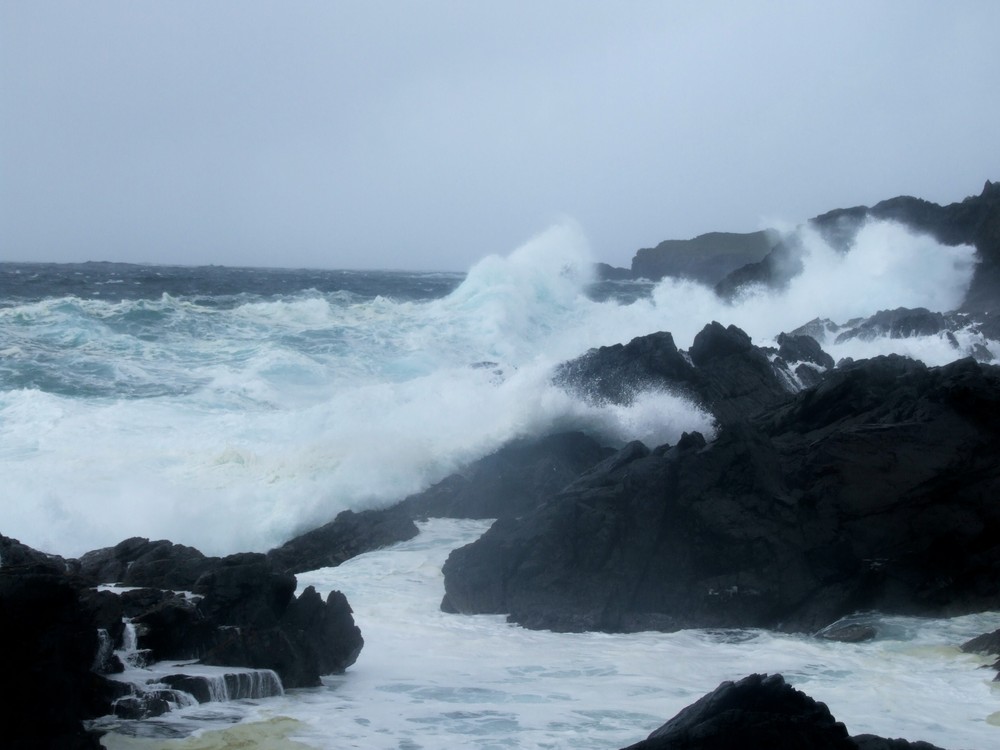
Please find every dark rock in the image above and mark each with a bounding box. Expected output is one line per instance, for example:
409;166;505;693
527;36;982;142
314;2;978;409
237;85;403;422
555;325;792;427
618;673;947;750
777;333;836;370
834;308;949;343
177;555;363;688
715;180;1000;314
112;694;172;720
594;262;634;281
77;537;217;590
399;431;614;520
195;552;296;628
714;236;806;300
131;593;216;662
0;563;110;749
960;627;1000;678
268;506;419;574
961;628;1000;656
198;586;362;688
443;355;1000;633
631;230;779;285
0;533;70;574
621;673;854;749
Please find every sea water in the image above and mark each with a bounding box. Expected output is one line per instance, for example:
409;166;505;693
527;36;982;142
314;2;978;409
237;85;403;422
2;219;998;748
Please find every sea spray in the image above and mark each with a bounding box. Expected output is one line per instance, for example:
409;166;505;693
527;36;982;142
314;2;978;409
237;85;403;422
0;220;990;557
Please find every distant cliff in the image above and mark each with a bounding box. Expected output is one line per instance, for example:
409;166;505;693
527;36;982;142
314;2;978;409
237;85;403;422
629;230;780;285
610;181;1000;316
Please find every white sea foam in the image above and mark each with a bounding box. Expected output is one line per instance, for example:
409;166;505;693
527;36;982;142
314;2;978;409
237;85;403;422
94;520;1000;749
0;220;991;557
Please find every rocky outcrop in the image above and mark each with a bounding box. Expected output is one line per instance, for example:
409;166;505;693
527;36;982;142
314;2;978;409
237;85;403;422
715;181;1000;313
0;529;366;745
77;537;217;590
620;674;945;750
398;431;614;520
0;558;110;749
268;507;419;574
787;309;996;364
554;323;793;426
960;628;1000;680
109;551;364;689
442;354;1000;633
631;230;780;285
263;432;613;576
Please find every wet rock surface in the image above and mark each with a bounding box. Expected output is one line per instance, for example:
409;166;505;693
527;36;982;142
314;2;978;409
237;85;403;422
443;352;1000;634
619;673;946;750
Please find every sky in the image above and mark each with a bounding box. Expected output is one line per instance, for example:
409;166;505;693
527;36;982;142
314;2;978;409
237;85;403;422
1;1;998;272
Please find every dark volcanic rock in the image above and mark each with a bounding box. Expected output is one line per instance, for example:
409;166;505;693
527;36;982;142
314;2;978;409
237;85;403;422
195;552;296;628
268;507;419;574
0;564;108;749
555;324;792;426
443;355;1000;633
78;537;217;590
619;673;945;750
833;308;949;343
960;627;1000;679
621;673;854;750
198;585;362;688
267;432;613;575
777;333;836;370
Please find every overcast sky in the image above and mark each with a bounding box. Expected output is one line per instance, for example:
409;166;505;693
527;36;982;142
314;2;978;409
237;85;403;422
2;1;998;271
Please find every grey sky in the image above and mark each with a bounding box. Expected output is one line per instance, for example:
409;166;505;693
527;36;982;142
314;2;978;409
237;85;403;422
2;1;998;271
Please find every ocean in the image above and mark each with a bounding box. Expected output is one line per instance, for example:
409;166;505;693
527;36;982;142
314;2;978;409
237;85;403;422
2;220;998;748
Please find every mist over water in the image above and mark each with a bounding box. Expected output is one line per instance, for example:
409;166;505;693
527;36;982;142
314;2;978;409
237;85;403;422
0;220;987;558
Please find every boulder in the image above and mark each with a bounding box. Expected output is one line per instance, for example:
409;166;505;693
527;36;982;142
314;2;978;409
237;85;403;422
443;355;1000;633
619;673;946;750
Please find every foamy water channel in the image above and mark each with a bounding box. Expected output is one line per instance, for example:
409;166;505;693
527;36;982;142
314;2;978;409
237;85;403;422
100;519;1000;750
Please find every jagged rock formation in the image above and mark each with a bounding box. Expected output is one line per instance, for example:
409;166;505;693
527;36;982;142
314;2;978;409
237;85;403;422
264;431;614;576
620;673;945;750
0;531;366;744
442;344;1000;634
554;323;793;426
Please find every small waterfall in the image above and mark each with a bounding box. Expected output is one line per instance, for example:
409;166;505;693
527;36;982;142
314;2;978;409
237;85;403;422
161;669;284;703
117;619;151;669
